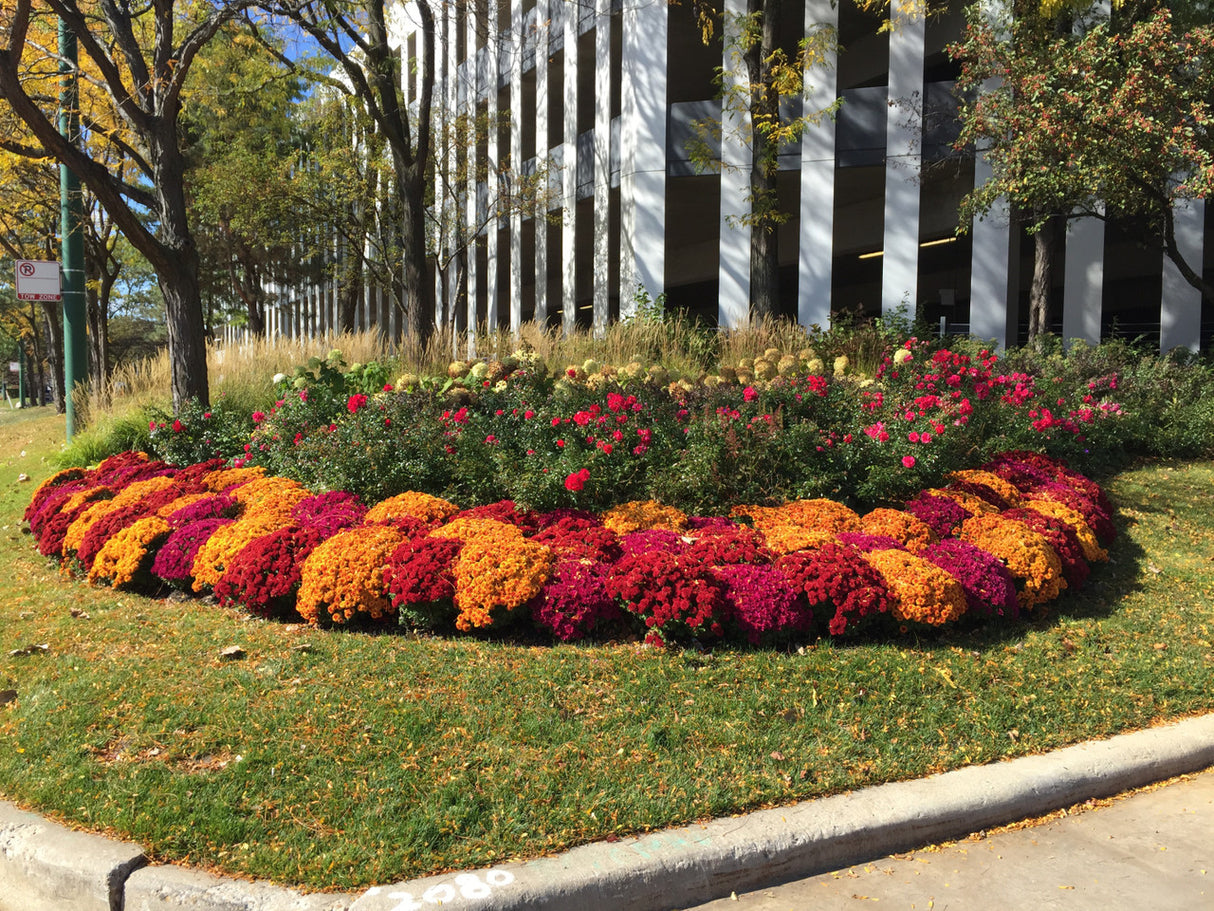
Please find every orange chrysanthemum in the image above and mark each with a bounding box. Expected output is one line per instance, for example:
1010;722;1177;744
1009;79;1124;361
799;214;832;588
960;514;1065;609
601;501;688;535
365;491;460;525
296;525;407;625
858;508;938;552
862;549;967;626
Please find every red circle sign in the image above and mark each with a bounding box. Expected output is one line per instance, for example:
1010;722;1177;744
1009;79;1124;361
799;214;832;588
18;262;35;277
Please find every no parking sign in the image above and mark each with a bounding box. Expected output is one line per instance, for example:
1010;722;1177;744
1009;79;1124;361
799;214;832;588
14;260;61;301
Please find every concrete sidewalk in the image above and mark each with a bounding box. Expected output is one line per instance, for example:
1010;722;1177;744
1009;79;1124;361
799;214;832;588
0;713;1211;911
686;768;1214;910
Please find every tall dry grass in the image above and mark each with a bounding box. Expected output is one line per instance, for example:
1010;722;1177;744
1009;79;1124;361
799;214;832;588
74;315;902;438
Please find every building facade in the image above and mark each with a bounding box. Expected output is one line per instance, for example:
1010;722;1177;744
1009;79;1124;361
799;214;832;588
252;0;1211;352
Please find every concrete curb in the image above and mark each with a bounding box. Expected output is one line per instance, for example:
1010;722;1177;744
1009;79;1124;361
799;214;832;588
1;714;1211;911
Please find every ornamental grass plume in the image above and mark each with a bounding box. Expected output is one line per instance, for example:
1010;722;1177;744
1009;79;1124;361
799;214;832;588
364;490;459;525
214;525;330;619
452;537;555;631
151;518;233;586
862;549;968;628
774;544;892;636
960;513;1065;610
87;516;170;589
917;539;1019;620
297;524;408;625
528;558;622;642
715;563;807;644
858;507;938;551
601;500;688;535
605;549;729;646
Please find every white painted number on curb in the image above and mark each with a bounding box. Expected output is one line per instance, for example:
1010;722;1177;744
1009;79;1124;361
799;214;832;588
378;870;516;909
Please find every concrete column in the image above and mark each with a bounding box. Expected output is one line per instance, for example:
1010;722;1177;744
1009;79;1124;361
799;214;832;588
1161;197;1204;354
1062;214;1104;346
534;0;550;325
619;0;667;317
466;9;480;352
882;4;925;320
797;0;838;331
969;149;1013;348
718;0;751;329
509;0;524;332
592;0;611;337
562;0;579;335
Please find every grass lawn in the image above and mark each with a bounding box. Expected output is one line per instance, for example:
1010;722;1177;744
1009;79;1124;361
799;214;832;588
1;405;1212;891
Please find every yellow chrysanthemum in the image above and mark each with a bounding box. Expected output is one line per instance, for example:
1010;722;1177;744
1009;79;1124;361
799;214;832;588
88;516;170;588
602;501;688;535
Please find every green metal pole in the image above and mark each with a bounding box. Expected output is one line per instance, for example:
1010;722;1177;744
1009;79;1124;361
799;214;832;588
59;18;87;440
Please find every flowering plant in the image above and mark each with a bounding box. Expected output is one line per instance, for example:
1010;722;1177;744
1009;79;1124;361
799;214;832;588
384;535;462;631
529;558;622;642
452;538;554;631
862;549;968;628
960;514;1065;610
774;544;892;636
601;500;688;535
918;539;1019;620
214;525;329;619
715;563;806;644
605;549;729;646
87;516;171;589
857;507;938;551
150;518;233;587
296;524;407;625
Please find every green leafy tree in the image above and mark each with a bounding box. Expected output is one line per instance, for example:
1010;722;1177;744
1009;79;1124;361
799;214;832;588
261;0;436;344
184;23;320;337
953;1;1214;339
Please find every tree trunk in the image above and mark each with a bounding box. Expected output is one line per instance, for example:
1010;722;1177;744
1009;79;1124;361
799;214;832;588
159;251;211;411
1028;212;1063;345
400;164;434;343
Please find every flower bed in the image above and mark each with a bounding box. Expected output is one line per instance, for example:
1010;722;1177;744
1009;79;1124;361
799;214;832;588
25;447;1116;647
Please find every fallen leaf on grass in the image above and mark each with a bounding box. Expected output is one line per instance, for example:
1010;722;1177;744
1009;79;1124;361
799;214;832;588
8;643;49;657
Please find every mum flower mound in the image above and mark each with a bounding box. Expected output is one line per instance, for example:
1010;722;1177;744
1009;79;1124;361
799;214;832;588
25;449;1118;647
